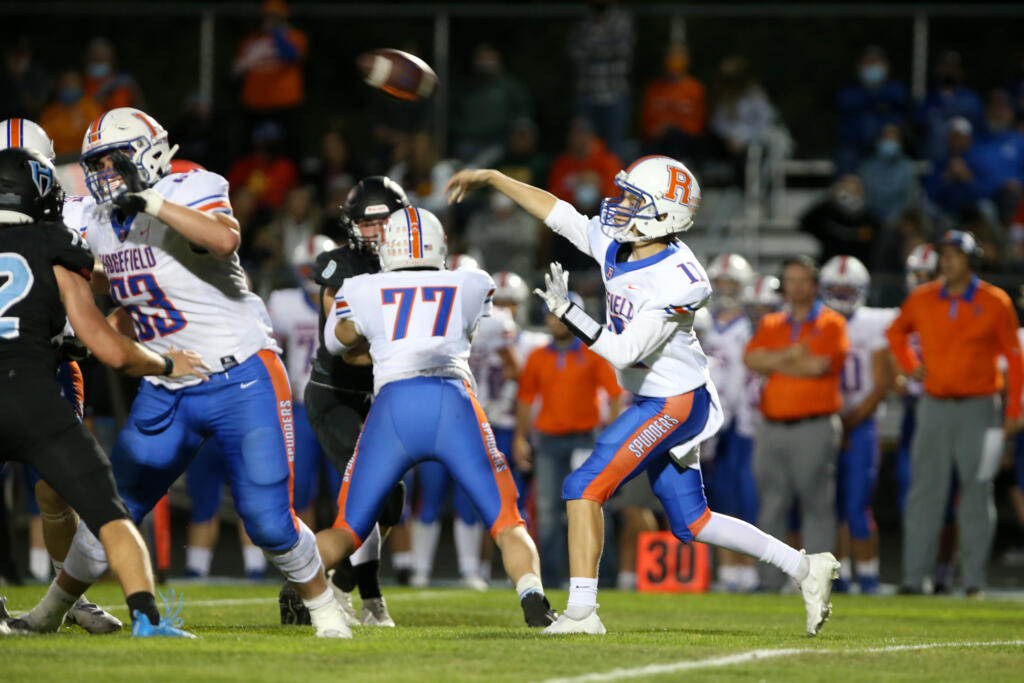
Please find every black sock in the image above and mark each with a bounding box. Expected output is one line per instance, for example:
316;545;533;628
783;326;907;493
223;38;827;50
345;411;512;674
332;557;357;593
355;560;382;600
126;591;160;625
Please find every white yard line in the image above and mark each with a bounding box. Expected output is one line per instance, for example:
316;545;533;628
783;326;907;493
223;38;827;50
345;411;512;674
537;640;1024;683
94;590;451;612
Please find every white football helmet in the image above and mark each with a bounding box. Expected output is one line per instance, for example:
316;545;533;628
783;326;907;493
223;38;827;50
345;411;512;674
80;107;178;203
742;274;781;307
905;243;938;291
379;207;447;272
599;155;701;242
448;253;480;271
0;118;55;160
492;271;529;305
706;253;754;310
820;255;870;316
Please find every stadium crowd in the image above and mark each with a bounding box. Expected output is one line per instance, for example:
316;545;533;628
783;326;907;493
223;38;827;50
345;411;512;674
2;0;1024;600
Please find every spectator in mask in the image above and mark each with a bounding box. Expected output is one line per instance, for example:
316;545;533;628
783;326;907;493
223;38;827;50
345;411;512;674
40;69;101;156
0;38;50;120
800;174;880;266
640;43;706;162
227;120;300;211
495;118;549;189
82;37;145;111
916;51;983;161
835;46;909;174
547;117;622;209
454;43;531;165
924;116;985;220
464;189;542;275
859;123;921;225
972;90;1024;223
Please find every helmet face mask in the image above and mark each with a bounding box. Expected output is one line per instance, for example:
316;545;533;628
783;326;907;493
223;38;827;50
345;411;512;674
80;108;177;204
599;156;700;243
341;176;410;251
820;255;870;316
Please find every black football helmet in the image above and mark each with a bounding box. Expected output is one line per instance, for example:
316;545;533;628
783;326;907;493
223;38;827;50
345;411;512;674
0;147;64;223
340;175;410;250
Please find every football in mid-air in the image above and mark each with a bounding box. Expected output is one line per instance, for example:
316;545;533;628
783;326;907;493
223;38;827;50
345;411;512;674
357;48;438;101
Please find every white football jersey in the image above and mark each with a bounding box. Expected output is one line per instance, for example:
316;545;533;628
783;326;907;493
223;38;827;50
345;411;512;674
469;306;518;429
840;306;897;415
734;369;765;438
268;287;321;402
544;200;713;398
87;169;279;388
334;268;495;395
62;194;96;240
702;312;753;424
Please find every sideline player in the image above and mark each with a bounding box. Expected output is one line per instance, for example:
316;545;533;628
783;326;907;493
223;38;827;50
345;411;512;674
0;147;206;637
16;108;351;638
315;206;557;628
280;177;410;628
0;118;120;633
703;253;759;592
446;156;840;636
819;255;896;593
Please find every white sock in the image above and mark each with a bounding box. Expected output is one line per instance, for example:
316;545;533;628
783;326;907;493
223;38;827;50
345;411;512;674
392;551;413;570
453;519;483;578
838;557;853;582
303;586;346;632
738;565;760;591
29;548;51;581
186;546;213;577
856;558;879;578
479;559;492;581
565;576;598;620
242;545;267;574
616;571;636;590
515;573;544;600
25;579;78;631
411;520;441;579
51;559;63;573
352;525;381;566
719;564;739;586
694;512;805;580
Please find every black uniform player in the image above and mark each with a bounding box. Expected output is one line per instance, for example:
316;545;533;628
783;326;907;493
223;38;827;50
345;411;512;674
0;148;206;637
279;176;409;627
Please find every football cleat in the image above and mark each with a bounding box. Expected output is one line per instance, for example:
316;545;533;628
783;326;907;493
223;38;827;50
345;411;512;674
521;592;557;628
460;575;489;592
279;583;311;625
542;609;606;635
360;597;395;627
410;574;430;588
64;596;123;634
798;551;840;636
327;570;361;627
130;590;196;639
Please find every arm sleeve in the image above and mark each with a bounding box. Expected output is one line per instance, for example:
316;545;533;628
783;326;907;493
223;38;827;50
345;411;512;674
47;226;94;279
543;199;600;259
886;299;920;374
996;296;1023;419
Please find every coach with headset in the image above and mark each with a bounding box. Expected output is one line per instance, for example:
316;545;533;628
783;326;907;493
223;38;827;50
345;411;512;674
744;256;850;589
888;230;1023;596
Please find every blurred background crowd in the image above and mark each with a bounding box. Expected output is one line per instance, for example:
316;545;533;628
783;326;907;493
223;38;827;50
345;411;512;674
2;0;1024;593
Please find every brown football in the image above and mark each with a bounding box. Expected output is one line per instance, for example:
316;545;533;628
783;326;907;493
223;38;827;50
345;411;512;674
357;48;439;101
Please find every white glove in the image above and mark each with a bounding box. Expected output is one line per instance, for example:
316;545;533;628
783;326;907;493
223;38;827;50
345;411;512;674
113;187;165;217
533;262;572;317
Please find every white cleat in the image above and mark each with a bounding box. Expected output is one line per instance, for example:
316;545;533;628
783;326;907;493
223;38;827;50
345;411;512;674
360;597;395;627
410;574;430;588
311;601;354;639
542;610;606;635
315;625;353;639
64;596;123;634
798;551;840;636
459;575;489;592
326;571;361;627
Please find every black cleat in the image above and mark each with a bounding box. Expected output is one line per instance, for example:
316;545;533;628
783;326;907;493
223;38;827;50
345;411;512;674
278;583;311;625
395;568;412;586
521;592;557;628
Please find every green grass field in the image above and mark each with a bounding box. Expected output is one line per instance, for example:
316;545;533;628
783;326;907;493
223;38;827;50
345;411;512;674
2;583;1022;682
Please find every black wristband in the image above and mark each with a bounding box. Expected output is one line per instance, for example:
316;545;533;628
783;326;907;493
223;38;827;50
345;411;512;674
161;354;174;376
561;302;603;346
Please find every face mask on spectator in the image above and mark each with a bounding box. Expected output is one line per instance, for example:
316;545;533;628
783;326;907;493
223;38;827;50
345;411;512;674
835;190;864;213
859;64;886;86
57;88;82;105
877;139;901;158
575;182;599;211
86;62;111;79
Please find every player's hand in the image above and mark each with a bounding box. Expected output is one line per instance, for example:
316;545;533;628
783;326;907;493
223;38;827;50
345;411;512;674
1004;416;1024;439
513;435;533;473
110;151;164;217
445;169;493;204
534;262;572;317
166;347;211;382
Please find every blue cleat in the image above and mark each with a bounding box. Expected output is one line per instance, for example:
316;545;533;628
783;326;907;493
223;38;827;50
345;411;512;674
130;590;197;639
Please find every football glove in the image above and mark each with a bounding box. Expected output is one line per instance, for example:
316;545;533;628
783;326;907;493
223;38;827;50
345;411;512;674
110;151;164;217
533;262;603;346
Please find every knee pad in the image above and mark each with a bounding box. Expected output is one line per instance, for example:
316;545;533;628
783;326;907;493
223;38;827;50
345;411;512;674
267;519;323;585
378;480;406;528
62;522;109;584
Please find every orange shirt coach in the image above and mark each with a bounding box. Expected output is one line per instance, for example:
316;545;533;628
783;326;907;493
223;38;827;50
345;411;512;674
745;301;849;421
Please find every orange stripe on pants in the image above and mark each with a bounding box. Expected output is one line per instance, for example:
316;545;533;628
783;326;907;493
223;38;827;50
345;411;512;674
581;392;695;504
464;381;524;537
256;350;300;533
331;430;364;550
